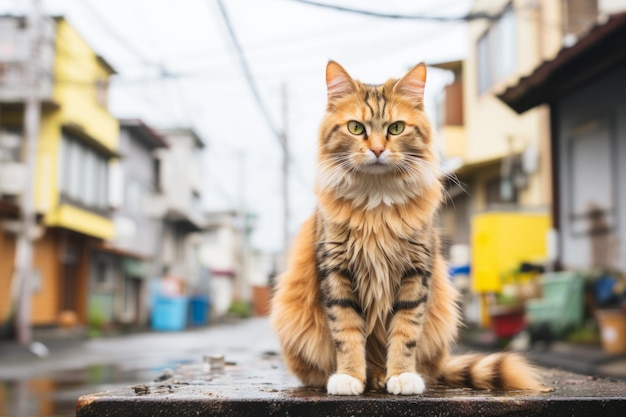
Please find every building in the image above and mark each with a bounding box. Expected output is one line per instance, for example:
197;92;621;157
200;211;239;317
200;210;274;318
148;127;207;296
437;0;610;248
0;15;119;331
87;119;169;328
498;12;626;272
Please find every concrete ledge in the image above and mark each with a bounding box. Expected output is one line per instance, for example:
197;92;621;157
76;352;626;417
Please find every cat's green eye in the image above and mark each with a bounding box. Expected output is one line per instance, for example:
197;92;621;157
388;121;405;135
347;120;365;135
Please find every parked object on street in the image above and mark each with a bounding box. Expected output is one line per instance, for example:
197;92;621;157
188;295;211;326
526;272;584;337
471;212;550;294
252;285;270;317
596;310;626;354
489;304;526;339
151;296;188;331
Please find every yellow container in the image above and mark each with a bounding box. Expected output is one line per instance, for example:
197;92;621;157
471;212;550;293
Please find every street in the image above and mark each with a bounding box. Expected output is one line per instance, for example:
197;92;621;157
3;316;626;416
0;317;281;417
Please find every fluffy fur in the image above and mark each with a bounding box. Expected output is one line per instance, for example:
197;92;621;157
270;61;548;395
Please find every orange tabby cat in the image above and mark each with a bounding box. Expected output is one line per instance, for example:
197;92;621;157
270;61;547;395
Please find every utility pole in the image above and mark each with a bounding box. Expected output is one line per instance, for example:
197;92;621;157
236;150;247;301
14;0;42;345
280;82;290;264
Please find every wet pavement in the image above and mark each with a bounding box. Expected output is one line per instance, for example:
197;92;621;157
0;318;280;417
1;317;626;416
77;364;626;417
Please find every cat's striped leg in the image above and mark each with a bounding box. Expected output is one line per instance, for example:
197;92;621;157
321;269;366;395
386;268;430;395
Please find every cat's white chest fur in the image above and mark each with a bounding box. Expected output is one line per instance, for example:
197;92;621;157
347;225;407;335
317;166;437;210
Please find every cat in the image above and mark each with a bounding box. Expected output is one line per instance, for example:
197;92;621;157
270;61;548;395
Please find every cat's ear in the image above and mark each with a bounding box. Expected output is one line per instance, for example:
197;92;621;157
394;63;427;109
326;61;356;102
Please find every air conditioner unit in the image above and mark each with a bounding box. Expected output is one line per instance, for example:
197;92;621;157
0;162;26;195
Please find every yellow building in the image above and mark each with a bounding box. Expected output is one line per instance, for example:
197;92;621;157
434;1;611;326
438;0;604;249
0;16;119;327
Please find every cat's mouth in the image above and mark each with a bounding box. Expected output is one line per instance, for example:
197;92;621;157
360;159;393;174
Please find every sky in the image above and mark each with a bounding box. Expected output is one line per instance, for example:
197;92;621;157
2;0;473;253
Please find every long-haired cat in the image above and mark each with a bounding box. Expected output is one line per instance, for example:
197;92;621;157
270;61;548;395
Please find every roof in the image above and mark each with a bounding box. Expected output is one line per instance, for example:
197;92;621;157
119;119;169;149
96;55;117;75
452;155;503;178
498;12;626;114
429;60;463;73
159;127;206;149
52;16;118;75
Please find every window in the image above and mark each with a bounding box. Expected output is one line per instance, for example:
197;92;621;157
477;6;517;94
126;179;146;216
95;79;109;108
0;129;22;162
477;32;491;94
93;256;114;292
153;157;162;192
190;190;203;218
58;132;110;210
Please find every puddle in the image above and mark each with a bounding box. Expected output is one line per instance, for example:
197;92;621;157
0;362;190;417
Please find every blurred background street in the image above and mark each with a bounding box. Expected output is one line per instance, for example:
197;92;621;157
0;317;284;416
1;0;626;416
1;316;626;416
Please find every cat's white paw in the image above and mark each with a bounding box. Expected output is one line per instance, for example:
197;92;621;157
327;373;364;395
386;372;425;395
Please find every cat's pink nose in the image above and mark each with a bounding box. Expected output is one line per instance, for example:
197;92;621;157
371;146;384;158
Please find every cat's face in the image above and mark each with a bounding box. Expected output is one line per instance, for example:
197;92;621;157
318;62;438;184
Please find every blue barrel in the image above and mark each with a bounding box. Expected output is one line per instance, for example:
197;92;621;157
151;296;188;331
189;295;210;326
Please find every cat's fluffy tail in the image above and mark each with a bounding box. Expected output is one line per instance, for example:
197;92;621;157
437;352;552;391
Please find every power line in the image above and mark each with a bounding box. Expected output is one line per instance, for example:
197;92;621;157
78;0;204;136
213;0;285;153
288;0;501;21
78;0;159;68
131;0;197;129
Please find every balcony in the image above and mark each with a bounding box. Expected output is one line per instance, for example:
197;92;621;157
0;16;56;104
439;80;467;160
0;62;53;103
432;60;467;161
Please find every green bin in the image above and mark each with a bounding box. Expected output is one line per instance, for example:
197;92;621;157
526;272;584;335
